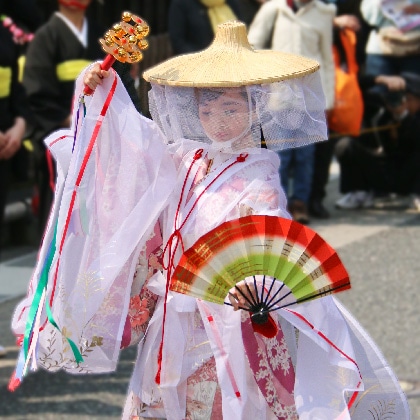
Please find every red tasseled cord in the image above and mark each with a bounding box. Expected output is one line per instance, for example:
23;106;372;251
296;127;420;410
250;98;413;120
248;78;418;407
251;314;279;338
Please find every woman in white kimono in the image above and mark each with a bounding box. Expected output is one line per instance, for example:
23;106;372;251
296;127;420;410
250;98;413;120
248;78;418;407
11;21;409;420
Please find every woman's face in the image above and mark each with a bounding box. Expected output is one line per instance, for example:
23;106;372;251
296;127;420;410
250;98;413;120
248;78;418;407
198;88;251;143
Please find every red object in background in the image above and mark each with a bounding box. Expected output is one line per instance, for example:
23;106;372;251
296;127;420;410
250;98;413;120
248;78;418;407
58;0;89;10
327;29;364;136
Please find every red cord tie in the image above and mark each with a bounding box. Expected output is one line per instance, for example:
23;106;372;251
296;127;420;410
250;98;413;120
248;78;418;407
194;149;204;160
156;149;248;385
236;153;249;162
162;229;184;272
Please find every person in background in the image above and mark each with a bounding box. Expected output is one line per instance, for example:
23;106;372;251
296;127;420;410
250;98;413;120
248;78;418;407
239;0;267;25
168;0;243;54
248;0;336;224
309;0;419;217
23;0;140;237
332;0;420;211
308;0;362;219
323;0;369;65
386;72;420;211
361;0;420;85
333;74;420;210
334;91;403;210
0;0;39;357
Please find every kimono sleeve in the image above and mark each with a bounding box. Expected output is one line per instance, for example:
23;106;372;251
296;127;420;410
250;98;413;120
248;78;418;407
11;69;177;376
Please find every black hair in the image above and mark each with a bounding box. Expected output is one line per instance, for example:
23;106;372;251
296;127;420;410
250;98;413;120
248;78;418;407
197;87;250;105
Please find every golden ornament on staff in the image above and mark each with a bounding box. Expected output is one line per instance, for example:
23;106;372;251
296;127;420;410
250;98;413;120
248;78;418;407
83;11;149;95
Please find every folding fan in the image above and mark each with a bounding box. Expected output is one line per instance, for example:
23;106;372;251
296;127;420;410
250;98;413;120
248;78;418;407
170;215;350;333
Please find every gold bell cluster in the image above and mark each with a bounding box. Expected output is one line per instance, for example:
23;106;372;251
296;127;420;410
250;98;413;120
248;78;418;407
100;12;149;64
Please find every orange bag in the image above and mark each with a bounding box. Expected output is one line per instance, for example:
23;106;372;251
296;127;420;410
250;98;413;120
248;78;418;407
328;29;364;136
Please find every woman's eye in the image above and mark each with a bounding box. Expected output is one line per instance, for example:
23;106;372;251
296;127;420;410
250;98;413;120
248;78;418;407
224;109;236;115
201;111;211;117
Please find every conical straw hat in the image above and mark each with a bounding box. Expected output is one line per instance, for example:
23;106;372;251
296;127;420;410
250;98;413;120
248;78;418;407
143;20;320;87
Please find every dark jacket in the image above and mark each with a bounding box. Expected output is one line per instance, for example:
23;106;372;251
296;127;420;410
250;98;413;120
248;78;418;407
0;25;32;132
168;0;242;55
23;14;141;146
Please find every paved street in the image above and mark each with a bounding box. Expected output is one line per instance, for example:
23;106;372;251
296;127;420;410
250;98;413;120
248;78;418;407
0;174;419;419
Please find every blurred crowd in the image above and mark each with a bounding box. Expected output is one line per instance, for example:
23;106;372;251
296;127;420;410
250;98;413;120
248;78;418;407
243;0;420;223
0;0;142;257
1;0;420;259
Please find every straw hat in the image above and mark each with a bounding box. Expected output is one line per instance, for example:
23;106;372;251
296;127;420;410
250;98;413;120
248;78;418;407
143;20;320;87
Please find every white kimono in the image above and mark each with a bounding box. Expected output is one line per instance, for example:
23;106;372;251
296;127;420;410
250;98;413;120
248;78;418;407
11;71;409;420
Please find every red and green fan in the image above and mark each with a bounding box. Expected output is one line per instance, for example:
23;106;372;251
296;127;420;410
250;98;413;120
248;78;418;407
170;215;350;337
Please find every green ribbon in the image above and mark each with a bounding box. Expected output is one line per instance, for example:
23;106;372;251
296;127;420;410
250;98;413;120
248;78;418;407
23;222;84;365
45;303;84;363
23;225;58;360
